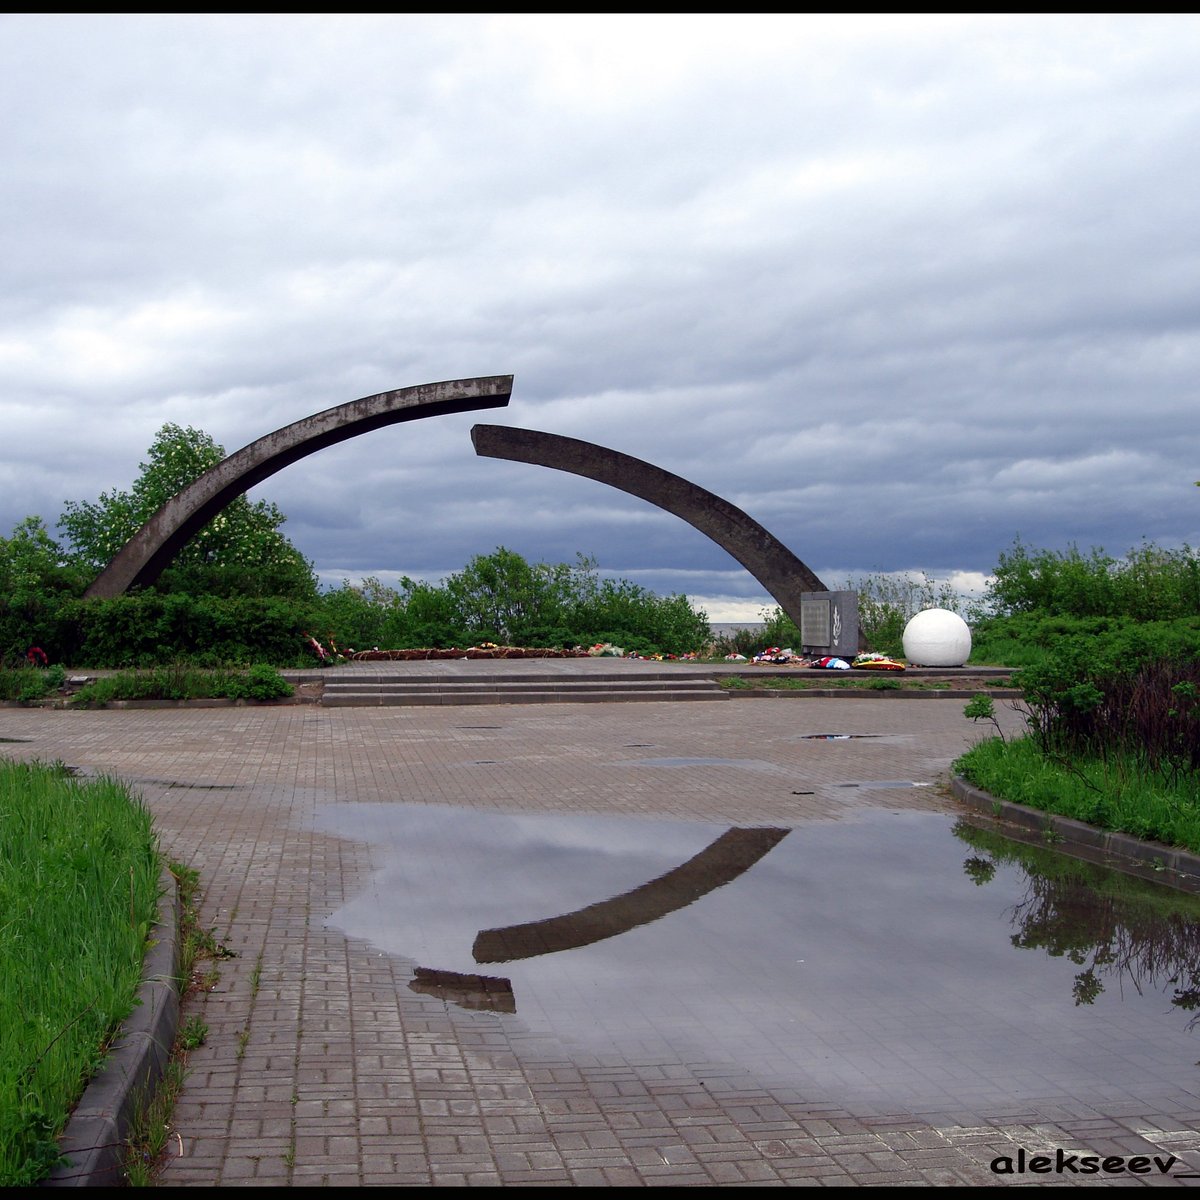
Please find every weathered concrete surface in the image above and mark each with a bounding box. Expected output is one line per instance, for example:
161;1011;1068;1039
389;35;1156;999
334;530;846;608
86;376;514;598
471;424;828;631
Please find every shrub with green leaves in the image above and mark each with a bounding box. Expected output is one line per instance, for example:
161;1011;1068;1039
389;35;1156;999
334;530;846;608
1007;625;1200;782
983;537;1200;621
0;519;87;665
0;664;69;706
70;664;292;706
316;549;711;656
227;664;293;701
54;593;321;668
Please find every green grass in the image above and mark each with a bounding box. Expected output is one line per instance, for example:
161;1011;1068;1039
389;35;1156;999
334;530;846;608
0;760;161;1187
70;663;292;706
123;1057;187;1187
717;674;992;692
955;735;1200;855
0;664;66;705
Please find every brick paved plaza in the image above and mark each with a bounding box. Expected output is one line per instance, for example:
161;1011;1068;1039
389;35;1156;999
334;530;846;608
4;687;1200;1187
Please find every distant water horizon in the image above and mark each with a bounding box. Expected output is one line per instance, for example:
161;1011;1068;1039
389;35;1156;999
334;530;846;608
709;621;766;637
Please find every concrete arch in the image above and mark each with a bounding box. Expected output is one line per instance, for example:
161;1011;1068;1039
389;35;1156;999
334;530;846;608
85;375;513;599
471;423;828;632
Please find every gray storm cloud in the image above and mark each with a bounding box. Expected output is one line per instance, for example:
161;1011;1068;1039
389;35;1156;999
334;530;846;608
1;14;1197;617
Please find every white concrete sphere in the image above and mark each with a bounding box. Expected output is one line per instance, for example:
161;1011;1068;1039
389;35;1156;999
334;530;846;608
902;608;972;667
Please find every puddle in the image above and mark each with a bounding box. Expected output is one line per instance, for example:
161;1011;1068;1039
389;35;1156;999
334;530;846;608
613;756;780;771
313;802;1200;1112
130;778;241;791
802;733;881;741
409;966;515;1013
835;780;931;790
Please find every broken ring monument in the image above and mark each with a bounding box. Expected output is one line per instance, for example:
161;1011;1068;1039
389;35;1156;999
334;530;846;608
84;375;857;659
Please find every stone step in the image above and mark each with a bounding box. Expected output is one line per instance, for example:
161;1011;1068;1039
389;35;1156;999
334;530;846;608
319;677;729;706
321;678;720;693
322;690;729;707
313;671;689;686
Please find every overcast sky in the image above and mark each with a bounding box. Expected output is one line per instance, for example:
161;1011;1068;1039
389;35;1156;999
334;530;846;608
2;14;1198;619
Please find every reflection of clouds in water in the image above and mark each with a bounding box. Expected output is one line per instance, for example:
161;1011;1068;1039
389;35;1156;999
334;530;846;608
313;803;729;973
312;801;1200;1107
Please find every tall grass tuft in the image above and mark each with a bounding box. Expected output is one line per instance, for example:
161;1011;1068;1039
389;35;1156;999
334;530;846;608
0;760;161;1186
70;662;292;706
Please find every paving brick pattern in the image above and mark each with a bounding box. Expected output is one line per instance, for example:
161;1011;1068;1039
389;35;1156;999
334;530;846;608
4;685;1199;1187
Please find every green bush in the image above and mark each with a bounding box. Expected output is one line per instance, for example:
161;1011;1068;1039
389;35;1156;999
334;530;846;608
226;664;293;701
0;664;69;706
313;550;712;657
70;664;292;706
984;537;1200;620
1011;634;1200;783
54;593;321;668
16;674;48;705
0;532;721;664
970;611;1200;669
314;577;400;651
0;518;88;665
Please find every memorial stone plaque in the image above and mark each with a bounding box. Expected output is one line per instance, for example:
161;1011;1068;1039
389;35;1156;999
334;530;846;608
800;590;859;658
801;598;831;647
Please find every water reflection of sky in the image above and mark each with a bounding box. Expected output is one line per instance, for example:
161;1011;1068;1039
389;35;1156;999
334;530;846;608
312;802;1200;1112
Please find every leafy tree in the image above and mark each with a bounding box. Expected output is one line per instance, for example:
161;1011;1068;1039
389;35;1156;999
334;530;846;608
442;546;577;643
981;537;1200;621
0;517;85;601
0;517;87;662
312;549;712;654
59;423;317;599
318;577;404;651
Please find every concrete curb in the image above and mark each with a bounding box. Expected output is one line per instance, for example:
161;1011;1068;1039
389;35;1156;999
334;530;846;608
1;698;308;711
950;775;1200;895
5;687;1014;709
725;687;1017;699
42;866;182;1188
